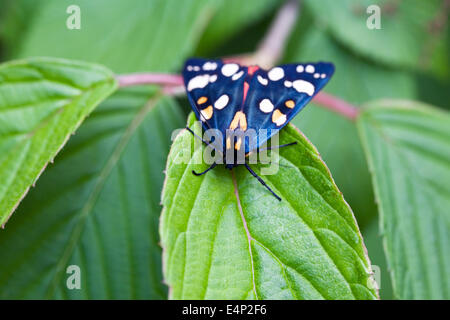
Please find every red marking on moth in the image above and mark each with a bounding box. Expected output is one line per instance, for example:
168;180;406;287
247;65;259;76
242;82;250;104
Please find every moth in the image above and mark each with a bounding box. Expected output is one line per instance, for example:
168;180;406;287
182;58;334;200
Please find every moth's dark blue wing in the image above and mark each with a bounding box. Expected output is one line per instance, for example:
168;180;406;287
182;58;247;150
183;59;335;154
243;62;334;151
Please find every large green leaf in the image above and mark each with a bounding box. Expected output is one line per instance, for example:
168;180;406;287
0;0;218;298
160;113;378;300
0;57;116;226
357;100;450;299
304;0;448;77
285;28;416;228
306;0;449;76
17;0;219;73
0;89;184;299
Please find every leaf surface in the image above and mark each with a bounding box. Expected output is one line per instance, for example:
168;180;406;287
0;57;116;225
357;100;450;299
304;0;448;77
17;0;219;73
0;89;185;299
0;0;217;298
160;113;378;300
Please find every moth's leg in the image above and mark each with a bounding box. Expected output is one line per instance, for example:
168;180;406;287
258;141;297;152
192;162;217;176
186;126;223;157
244;163;281;201
185;126;210;145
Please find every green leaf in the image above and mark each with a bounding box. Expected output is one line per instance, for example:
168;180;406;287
285;28;416;228
0;89;185;299
160;113;378;300
0;57;116;226
357;100;450;299
304;0;448;77
16;0;219;73
0;0;218;299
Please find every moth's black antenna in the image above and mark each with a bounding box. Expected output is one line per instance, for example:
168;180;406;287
258;141;297;152
185;126;223;156
192;162;217;176
244;163;281;201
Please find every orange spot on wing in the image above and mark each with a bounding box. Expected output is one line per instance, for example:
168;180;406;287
235;137;242;150
272;109;287;126
229;111;247;131
285;99;295;109
201;105;213;120
226;137;231;149
197;96;207;104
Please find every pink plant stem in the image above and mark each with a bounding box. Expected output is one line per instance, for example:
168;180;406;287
116;73;183;87
312;92;359;120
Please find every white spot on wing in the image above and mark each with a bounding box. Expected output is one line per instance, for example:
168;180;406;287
209;74;217;83
214;94;229;110
193;66;200;71
274;113;286;126
232;70;244;81
321;73;326;79
296;65;304;73
221;63;239;77
314;73;320;78
305;65;315;73
203;61;217;71
259;99;274;113
257;75;268;86
187;74;210;91
200;109;212;120
284;80;292;88
268;67;284;81
292;80;315;96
